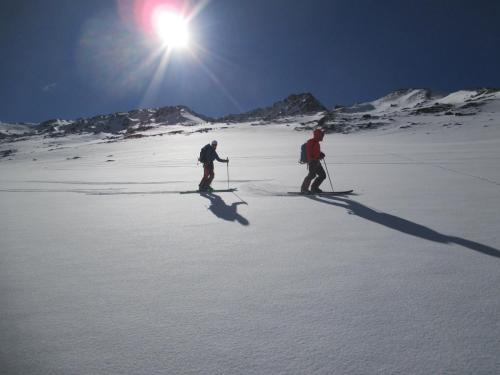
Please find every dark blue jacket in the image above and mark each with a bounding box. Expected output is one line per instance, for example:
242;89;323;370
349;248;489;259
200;144;225;165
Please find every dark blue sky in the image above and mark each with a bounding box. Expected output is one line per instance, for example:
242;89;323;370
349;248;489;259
1;0;499;123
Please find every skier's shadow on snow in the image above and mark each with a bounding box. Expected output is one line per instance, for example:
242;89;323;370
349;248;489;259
308;195;500;258
200;192;249;226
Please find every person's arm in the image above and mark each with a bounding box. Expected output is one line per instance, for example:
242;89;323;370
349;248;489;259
215;151;228;163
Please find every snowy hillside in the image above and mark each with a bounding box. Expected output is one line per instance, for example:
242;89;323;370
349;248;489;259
2;89;499;145
320;88;500;133
0;94;326;143
1;90;500;374
34;105;211;138
0;122;35;138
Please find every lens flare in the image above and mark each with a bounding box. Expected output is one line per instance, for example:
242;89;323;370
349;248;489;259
111;0;242;112
152;9;188;47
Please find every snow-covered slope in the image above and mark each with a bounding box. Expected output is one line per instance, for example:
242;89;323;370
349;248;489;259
0;122;35;138
3;89;498;143
335;88;500;115
36;105;211;137
317;88;500;133
338;88;438;114
1;99;500;374
0;93;326;143
1;116;500;374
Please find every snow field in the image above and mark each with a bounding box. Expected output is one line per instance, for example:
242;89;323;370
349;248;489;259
1;123;500;374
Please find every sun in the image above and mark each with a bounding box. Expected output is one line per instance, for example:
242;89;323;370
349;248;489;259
152;9;189;48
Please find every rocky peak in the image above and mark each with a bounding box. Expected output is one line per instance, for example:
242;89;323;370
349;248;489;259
220;92;327;123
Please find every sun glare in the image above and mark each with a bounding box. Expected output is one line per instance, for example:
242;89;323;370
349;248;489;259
152;9;189;48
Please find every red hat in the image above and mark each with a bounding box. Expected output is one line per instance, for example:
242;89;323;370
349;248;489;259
313;128;324;140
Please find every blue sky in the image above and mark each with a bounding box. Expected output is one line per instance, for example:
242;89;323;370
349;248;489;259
1;0;499;123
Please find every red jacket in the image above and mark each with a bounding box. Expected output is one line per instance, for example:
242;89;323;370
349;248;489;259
306;129;324;161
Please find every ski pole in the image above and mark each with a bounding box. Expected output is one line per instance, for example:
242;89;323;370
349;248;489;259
226;157;230;189
323;158;334;192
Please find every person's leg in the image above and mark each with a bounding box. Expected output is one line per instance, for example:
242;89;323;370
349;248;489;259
310;163;326;192
206;167;215;187
301;161;319;192
199;165;211;190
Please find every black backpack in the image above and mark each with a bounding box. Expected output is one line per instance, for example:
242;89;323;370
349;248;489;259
199;144;210;163
299;142;307;164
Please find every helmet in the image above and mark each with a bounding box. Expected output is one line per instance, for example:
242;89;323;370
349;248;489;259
211;140;218;146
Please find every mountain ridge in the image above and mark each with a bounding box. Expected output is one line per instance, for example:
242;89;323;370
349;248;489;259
1;88;499;140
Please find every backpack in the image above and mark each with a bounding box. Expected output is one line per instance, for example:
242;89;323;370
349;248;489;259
199;144;210;163
299;142;307;164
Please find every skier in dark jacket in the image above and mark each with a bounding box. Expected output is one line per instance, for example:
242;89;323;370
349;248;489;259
301;128;326;193
198;140;228;192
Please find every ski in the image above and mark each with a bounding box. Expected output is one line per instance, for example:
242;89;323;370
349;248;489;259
287;190;354;196
180;188;237;194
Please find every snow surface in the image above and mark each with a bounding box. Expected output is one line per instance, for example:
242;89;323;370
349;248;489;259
1;111;500;374
370;89;431;112
340;89;500;117
179;108;208;124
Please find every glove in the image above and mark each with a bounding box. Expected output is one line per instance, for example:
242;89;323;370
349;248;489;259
319;152;325;159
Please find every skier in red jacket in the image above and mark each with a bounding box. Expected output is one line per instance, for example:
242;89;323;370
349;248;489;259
301;128;326;193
